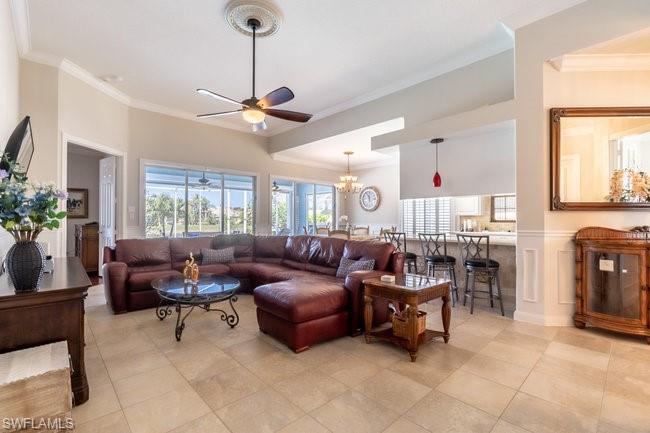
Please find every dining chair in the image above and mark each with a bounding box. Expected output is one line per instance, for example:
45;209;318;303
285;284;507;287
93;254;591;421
456;234;504;315
352;226;370;236
419;233;458;306
328;229;350;239
383;231;417;273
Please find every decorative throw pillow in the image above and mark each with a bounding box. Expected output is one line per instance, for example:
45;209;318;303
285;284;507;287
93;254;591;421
336;257;375;278
201;247;235;265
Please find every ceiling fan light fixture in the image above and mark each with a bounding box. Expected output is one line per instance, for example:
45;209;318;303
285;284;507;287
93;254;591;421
242;107;266;124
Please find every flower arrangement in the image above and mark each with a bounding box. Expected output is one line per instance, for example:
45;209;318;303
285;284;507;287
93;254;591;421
0;160;67;242
607;168;650;203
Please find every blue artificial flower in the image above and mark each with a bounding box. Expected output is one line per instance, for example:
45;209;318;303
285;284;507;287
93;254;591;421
15;205;30;217
0;169;8;180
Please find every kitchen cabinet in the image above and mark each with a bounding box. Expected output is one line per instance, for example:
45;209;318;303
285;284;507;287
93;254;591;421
455;196;482;216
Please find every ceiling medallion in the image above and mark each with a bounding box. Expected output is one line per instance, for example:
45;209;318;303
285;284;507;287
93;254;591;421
335;151;363;195
224;0;283;38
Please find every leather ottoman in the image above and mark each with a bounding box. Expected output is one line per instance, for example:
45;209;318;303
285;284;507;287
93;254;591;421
254;278;349;352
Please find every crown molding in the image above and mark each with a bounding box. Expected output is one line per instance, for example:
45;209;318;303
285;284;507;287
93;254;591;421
550;53;650;72
59;59;132;105
9;0;30;56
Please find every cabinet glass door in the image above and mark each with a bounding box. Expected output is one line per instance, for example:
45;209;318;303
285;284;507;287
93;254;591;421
585;251;642;321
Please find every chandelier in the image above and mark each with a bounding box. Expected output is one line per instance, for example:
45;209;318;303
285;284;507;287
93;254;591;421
335;151;363;194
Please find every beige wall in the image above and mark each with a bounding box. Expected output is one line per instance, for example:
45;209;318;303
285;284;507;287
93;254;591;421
515;0;650;325
0;1;19;147
344;163;399;233
0;2;20;259
270;50;514;152
127;108;342;236
66;152;101;255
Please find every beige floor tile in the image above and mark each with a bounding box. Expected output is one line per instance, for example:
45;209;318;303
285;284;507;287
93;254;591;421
85;345;112;388
605;370;650;407
71;383;121;425
192;365;266;410
554;327;612;354
436;370;516;416
318;353;382;387
382;418;429;433
274;369;348;412
520;369;604;417
545;341;610;371
113;365;188;408
502;392;598;433
405;390;497;433
601;392;650;433
494;329;550;352
490;419;531;433
460;353;531;389
354;369;431;414
225;337;282;364
454;319;505;338
123;384;211;433
416;339;474;367
388;356;455;389
447;328;492;353
311;390;399;433
534;354;607;386
246;351;313;383
168;413;230;433
199;324;259;349
277;415;331;433
91;315;140;338
351;339;410;367
479;341;541;369
96;331;157;360
597;421;633;433
73;410;130;433
505;320;559;341
164;341;239;382
216;388;304;433
104;348;171;381
611;341;650;363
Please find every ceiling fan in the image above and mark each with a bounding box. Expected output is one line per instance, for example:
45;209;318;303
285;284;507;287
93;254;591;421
197;17;312;132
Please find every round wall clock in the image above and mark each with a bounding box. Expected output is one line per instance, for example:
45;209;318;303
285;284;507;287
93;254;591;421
359;186;381;212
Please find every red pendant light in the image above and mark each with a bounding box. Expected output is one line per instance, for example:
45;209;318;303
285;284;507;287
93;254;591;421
431;138;444;188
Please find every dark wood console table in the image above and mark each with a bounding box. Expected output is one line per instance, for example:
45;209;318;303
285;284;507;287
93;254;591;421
575;227;650;343
0;257;91;404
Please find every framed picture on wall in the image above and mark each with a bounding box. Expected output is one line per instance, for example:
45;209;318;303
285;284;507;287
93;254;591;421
67;188;88;218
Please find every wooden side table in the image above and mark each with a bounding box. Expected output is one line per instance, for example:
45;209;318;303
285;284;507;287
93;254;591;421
363;274;451;362
0;258;91;405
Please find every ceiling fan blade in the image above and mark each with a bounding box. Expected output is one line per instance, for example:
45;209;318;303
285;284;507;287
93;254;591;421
264;108;312;123
196;109;242;119
196;88;249;107
259;87;295;108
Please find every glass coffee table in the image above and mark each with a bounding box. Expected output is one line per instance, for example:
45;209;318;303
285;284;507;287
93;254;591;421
152;274;240;341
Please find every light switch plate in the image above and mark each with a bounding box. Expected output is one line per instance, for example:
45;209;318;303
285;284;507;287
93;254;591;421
599;259;614;272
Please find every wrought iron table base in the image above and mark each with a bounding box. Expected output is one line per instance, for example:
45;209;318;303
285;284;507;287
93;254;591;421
156;296;239;341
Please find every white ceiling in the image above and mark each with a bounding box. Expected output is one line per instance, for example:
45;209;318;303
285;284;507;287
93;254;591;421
573;27;650;55
22;0;585;136
273;117;404;170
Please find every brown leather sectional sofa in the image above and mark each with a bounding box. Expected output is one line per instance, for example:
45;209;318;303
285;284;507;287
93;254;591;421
103;234;404;351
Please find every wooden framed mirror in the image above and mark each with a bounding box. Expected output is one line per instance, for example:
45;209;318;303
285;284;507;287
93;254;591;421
551;107;650;210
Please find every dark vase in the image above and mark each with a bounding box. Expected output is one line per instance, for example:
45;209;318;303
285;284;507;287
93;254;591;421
6;240;45;292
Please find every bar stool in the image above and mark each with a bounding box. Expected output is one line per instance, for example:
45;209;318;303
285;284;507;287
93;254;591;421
383;232;417;273
419;233;458;306
456;234;504;316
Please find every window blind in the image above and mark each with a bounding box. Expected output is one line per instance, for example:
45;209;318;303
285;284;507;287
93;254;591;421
401;197;453;237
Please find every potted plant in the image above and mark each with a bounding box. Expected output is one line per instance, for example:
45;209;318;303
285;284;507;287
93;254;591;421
0;165;67;292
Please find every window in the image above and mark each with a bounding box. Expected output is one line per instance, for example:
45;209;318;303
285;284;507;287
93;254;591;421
144;164;255;237
271;179;335;235
491;194;516;222
401;198;453;237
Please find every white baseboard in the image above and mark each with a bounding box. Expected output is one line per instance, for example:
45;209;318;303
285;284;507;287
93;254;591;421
513;309;574;326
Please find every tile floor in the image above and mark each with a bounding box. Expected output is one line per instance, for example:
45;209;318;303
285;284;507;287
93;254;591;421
73;285;650;433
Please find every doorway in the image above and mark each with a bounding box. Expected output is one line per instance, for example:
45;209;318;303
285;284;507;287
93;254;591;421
63;138;125;284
